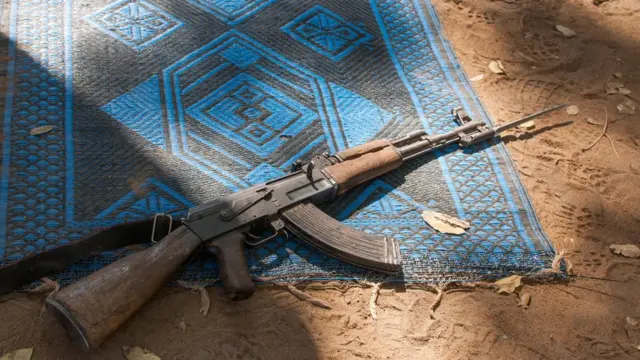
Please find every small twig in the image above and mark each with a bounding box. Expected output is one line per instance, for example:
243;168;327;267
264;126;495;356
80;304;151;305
515;50;537;63
554;157;573;166
357;280;384;320
625;93;640;104
582;107;610;152
547;285;580;300
473;49;494;61
286;285;331;309
571;274;624;283
0;294;26;304
603;134;620;158
301;282;361;293
554;158;626;175
519;14;525;30
445;287;474;294
568;284;634;305
429;286;444;319
340;337;365;346
369;282;381;320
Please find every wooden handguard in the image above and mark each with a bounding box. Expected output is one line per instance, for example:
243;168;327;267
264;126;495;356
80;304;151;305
334;139;392;161
46;226;201;349
325;146;403;194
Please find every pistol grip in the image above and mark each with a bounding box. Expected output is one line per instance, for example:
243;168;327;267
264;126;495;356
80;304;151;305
208;231;255;301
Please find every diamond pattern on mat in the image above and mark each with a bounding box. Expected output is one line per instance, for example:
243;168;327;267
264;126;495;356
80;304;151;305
188;0;275;25
186;73;319;158
85;0;183;51
282;5;374;61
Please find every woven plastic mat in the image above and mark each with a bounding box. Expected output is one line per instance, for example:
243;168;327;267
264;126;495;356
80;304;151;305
0;0;555;284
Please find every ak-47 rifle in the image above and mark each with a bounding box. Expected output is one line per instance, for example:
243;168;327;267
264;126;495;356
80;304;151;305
45;104;566;349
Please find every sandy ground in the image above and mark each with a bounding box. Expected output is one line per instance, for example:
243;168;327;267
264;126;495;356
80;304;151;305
1;0;640;359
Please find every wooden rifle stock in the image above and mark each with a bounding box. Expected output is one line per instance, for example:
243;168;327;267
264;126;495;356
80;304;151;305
46;226;201;349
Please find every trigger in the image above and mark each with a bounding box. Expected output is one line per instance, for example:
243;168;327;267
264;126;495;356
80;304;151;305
271;218;285;232
271;218;288;240
245;218;285;246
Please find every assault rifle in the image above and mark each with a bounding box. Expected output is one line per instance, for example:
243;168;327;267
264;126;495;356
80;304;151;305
45;104;566;348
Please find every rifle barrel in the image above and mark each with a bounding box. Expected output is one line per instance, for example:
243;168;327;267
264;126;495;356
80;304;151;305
492;104;568;134
394;104;568;161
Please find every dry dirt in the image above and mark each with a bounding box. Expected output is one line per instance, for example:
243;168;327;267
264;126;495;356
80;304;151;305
1;0;640;359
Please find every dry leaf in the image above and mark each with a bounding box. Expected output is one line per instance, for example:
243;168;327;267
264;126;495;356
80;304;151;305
619;88;631;95
29;125;53;136
518;120;535;130
566;105;579;115
495;275;522;294
605;81;624;94
627;316;639;327
617;101;636;115
469;74;485;82
178;319;186;332
586;117;602;125
610;244;640;258
0;348;33;360
488;60;506;75
421;210;470;235
518;292;532;309
614;72;623;78
123;346;161;360
555;24;576;38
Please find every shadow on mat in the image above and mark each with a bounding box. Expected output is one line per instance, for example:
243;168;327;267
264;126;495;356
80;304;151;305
0;27;321;358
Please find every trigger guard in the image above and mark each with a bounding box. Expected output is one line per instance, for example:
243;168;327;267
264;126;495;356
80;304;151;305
244;220;285;246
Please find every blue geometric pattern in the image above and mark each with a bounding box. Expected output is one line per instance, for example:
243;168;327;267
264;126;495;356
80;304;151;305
95;178;192;222
445;147;528;254
187;0;275;25
0;0;71;262
102;75;166;149
85;0;183;50
220;43;262;68
330;83;394;148
187;73;318;158
162;31;388;192
282;5;374;61
339;181;438;260
0;0;556;284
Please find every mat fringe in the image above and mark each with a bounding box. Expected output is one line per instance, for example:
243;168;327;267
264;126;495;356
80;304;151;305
244;260;570;319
